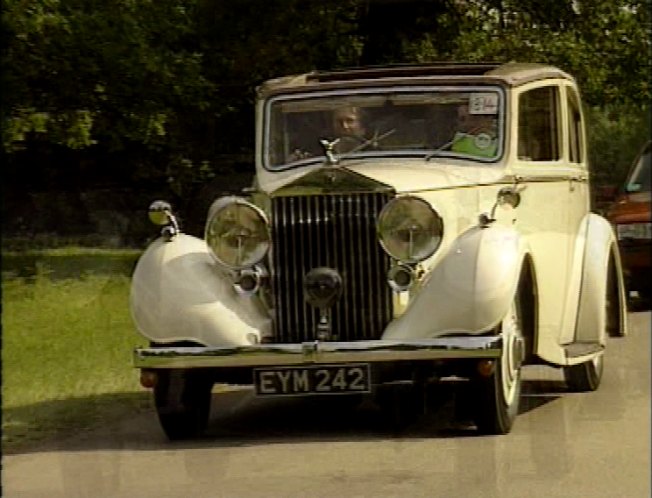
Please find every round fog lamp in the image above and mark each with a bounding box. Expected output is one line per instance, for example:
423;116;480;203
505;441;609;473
387;264;415;292
238;273;257;292
234;267;265;295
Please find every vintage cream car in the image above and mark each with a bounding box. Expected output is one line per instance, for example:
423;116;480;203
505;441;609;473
131;62;628;440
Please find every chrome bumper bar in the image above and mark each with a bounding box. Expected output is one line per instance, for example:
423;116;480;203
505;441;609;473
134;336;502;369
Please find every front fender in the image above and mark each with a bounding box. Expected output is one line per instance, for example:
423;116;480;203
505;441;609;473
383;224;527;339
130;234;272;346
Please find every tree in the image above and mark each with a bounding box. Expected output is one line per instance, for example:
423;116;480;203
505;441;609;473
2;0;215;192
2;0;649;198
440;0;651;108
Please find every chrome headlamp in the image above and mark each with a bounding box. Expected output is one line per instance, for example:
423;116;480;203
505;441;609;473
377;196;443;263
205;197;270;270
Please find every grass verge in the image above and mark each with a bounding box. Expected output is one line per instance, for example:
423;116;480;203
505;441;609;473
2;269;149;452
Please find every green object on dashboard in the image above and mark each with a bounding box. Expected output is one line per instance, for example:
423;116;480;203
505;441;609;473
451;132;497;158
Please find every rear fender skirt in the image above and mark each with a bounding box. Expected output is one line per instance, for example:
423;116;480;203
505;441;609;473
130;234;271;346
383;224;528;339
574;213;628;344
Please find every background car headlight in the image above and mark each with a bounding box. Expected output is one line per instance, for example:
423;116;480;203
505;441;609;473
205;197;270;269
377;196;443;263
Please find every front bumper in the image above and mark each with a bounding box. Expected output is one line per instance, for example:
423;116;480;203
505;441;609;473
134;336;502;369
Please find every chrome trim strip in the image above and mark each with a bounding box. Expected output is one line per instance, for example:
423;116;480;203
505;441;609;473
336;195;345;336
277;197;287;337
363;196;373;337
289;196;300;338
134;336;502;369
511;174;588;183
347;196;359;338
297;197;306;337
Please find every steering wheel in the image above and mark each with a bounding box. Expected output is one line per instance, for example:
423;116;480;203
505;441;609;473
337;128;397;155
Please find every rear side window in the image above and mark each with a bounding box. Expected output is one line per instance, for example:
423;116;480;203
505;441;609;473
627;144;651;193
518;86;561;161
567;88;584;163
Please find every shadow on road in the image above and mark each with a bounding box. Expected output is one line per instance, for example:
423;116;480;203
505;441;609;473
2;392;152;455
628;296;651;312
5;378;563;455
519;379;564;415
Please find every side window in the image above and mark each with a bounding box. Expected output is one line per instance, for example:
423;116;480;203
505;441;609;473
518;86;561;161
567;88;584;163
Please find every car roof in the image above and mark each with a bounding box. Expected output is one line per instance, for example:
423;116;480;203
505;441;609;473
257;62;575;98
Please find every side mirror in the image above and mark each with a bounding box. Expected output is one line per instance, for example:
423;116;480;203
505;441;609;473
148;200;173;226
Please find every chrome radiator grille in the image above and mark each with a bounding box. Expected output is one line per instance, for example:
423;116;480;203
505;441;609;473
271;193;394;343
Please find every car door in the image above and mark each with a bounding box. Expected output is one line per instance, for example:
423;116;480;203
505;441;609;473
559;83;590;343
511;82;576;363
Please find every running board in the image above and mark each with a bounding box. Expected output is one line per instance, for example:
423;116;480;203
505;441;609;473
563;342;604;365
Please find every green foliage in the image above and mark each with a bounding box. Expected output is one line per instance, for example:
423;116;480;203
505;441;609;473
2;0;212;150
2;0;650;210
585;104;651;186
442;0;651;108
2;270;146;449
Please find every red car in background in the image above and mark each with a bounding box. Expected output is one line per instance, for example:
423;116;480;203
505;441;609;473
605;141;651;304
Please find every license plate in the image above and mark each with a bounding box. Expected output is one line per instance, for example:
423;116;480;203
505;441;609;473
253;364;371;397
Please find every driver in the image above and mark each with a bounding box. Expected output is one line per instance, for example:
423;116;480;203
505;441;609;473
333;106;366;138
286;106;368;162
332;106;368;153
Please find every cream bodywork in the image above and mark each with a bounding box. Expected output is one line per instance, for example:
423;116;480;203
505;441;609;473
132;74;620;366
383;223;526;339
131;160;528;347
130;234;272;347
131;154;618;366
132;158;569;366
499;78;620;364
574;213;628;345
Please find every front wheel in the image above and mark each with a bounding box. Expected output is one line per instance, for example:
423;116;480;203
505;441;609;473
154;369;213;441
471;293;524;435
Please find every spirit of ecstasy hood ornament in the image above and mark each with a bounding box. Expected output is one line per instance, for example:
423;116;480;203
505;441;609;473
319;138;340;166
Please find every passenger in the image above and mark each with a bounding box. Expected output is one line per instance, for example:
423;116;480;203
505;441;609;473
450;104;498;158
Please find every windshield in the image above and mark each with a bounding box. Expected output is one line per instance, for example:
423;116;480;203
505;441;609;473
263;86;505;170
626;143;651;193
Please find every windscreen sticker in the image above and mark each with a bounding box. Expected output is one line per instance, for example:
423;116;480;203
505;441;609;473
469;93;499;114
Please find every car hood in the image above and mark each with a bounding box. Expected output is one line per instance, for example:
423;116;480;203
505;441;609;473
606;191;651;224
261;159;507;196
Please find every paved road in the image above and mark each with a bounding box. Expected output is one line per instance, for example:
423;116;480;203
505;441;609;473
3;311;650;498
